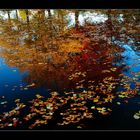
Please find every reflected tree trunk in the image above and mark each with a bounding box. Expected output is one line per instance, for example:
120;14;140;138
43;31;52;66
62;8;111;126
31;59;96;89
37;9;47;49
25;10;32;43
56;10;65;32
107;9;113;42
25;10;30;25
47;9;52;30
15;9;19;20
38;9;46;24
6;10;12;30
47;9;53;41
7;10;11;23
47;9;51;18
75;10;79;28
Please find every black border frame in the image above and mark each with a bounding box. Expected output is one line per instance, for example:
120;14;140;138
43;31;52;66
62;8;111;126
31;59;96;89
0;0;140;138
0;0;139;9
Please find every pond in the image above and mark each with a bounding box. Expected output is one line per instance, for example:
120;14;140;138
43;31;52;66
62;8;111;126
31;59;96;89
1;41;140;130
0;9;140;130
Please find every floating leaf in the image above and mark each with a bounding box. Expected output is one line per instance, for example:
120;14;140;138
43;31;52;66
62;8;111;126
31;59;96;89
117;102;121;105
134;114;140;119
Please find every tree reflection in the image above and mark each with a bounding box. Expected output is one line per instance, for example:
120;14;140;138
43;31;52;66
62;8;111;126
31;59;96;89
0;9;140;129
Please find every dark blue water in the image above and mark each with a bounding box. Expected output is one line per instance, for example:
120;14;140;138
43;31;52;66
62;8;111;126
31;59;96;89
0;57;49;113
101;44;140;130
79;44;140;130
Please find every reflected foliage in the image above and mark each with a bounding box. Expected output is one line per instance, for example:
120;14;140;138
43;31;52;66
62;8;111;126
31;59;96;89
0;9;140;129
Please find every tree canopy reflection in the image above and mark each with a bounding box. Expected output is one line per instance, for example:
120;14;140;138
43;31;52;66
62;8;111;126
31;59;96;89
0;9;140;129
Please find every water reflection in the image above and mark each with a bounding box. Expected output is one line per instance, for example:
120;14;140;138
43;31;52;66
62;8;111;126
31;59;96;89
0;38;122;92
0;10;140;129
0;32;125;129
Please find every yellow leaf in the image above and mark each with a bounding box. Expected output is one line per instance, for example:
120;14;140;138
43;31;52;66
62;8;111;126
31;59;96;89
97;107;102;111
93;99;98;102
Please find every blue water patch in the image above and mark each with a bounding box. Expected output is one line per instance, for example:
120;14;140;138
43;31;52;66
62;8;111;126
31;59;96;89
0;57;49;106
120;44;140;73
